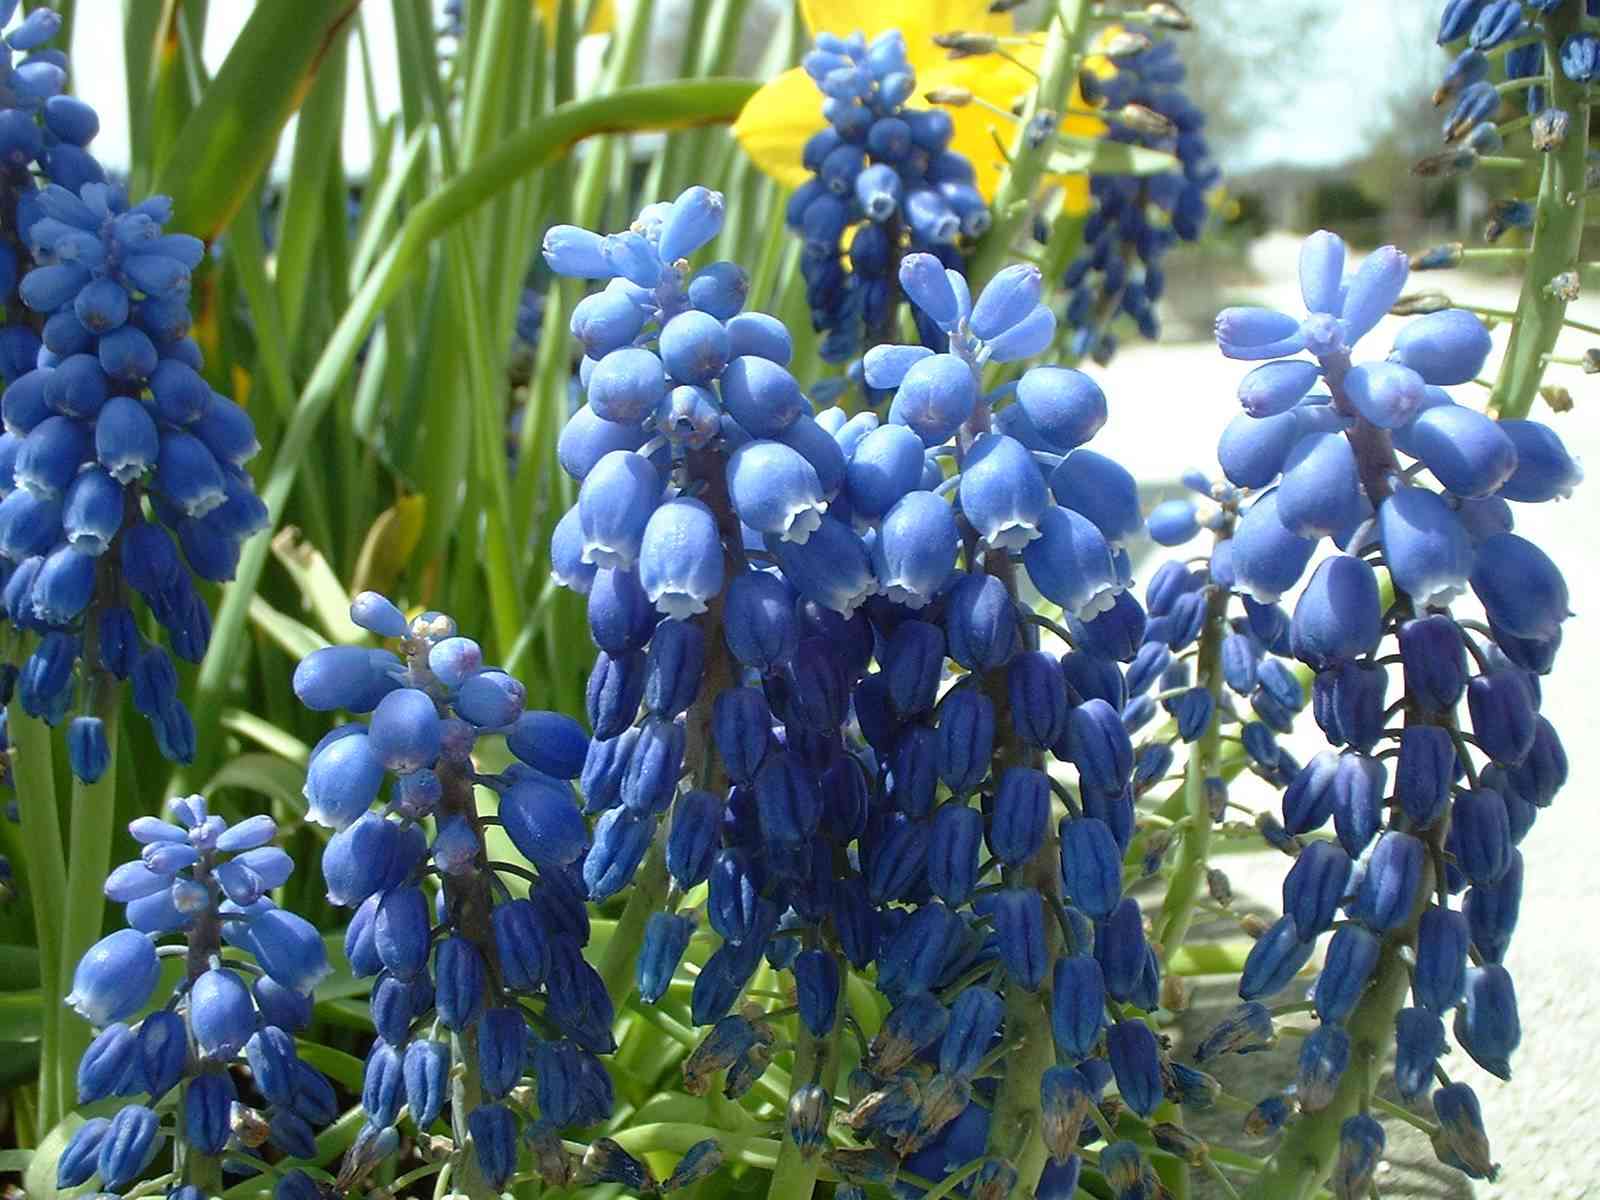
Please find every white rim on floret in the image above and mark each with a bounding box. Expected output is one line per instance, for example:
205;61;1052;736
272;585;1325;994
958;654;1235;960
781;506;824;545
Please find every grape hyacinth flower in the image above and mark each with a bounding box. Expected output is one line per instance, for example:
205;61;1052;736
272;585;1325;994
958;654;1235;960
1059;22;1219;363
1418;0;1594;422
1189;229;1573;1194
295;593;717;1197
59;798;335;1195
0;6;268;778
536;189;1210;1200
783;29;986;373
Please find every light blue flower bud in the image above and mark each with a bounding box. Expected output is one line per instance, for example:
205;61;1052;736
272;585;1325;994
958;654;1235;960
303;729;385;830
187;969;256;1068
66;928;159;1025
1229;490;1316;604
292;645;402;713
1379;485;1473;608
888;353;977;446
862;344;934;391
972;264;1044;341
637;496;724;620
1497;421;1582;505
726;312;792;365
1298;230;1347;314
720;355;806;437
764;514;875;615
1238;359;1321;419
577;449;661;571
323;812;416;907
1215;306;1306;361
873;490;958;609
542;224;611;276
246;905;332;994
1340;244;1409;345
455;668;525;728
658;185;725;261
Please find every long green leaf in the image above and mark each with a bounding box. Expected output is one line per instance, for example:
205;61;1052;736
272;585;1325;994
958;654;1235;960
203;752;308;817
0;988;44;1042
156;1;360;241
275;30;350;352
187;78;759;775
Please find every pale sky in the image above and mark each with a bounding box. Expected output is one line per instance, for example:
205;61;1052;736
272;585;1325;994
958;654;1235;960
67;0;1441;180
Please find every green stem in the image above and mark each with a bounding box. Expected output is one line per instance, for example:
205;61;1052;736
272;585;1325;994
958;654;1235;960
967;0;1093;289
1203;1157;1244;1200
1243;937;1417;1200
7;699;65;1129
55;685;120;1119
1155;567;1229;960
1369;1094;1439;1138
1249;391;1429;1198
918;1155;989;1200
762;979;844;1200
1487;3;1590;418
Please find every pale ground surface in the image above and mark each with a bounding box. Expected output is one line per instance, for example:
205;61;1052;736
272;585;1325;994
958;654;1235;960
1083;233;1600;1198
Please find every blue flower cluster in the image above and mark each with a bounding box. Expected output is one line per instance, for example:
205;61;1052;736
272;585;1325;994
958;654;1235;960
59;798;334;1197
786;31;984;374
1177;230;1575;1183
0;4;268;779
1429;1;1600;196
539;188;1258;1196
1062;25;1217;364
294;593;715;1194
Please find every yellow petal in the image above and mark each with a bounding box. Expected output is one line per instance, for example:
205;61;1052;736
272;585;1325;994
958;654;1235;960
915;56;1032;200
732;66;827;190
1056;173;1091;218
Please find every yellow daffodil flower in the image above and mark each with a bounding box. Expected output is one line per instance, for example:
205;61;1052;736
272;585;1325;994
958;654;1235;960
733;0;1105;211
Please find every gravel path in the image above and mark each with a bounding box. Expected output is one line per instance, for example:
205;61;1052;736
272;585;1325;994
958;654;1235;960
1081;234;1600;1197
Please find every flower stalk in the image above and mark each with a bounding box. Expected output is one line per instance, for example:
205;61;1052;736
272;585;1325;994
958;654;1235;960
1155;530;1232;960
1488;2;1591;418
968;0;1094;288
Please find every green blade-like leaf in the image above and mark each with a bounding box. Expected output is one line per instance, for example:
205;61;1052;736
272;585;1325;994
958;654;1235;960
155;1;360;241
0;988;43;1042
247;595;331;662
203;752;309;818
187;78;760;775
1047;135;1181;177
